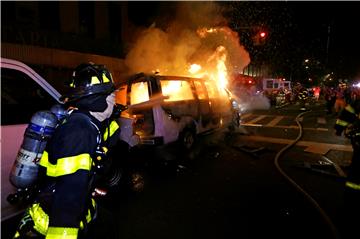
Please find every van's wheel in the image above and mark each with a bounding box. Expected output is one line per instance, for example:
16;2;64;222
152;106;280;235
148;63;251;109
129;171;145;193
180;129;195;150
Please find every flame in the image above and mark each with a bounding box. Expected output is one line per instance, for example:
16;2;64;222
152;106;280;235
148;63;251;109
161;80;194;101
214;46;228;90
130;81;150;104
187;45;229;96
192;27;231;93
197;27;219;38
188;64;202;74
164;27;236;101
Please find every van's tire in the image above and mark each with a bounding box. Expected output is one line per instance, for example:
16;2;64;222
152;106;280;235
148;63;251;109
179;128;196;150
128;170;146;193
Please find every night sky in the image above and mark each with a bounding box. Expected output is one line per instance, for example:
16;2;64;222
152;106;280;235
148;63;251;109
128;1;360;80
288;1;360;78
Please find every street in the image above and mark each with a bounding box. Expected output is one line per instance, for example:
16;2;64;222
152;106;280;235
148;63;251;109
2;100;354;239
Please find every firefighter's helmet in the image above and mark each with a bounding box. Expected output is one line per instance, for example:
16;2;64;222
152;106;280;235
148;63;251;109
64;63;115;102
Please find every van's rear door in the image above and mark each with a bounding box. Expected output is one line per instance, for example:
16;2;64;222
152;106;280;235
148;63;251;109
127;78;155;138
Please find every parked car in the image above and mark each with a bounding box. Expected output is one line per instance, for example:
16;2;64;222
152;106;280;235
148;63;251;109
115;73;239;150
1;58;63;221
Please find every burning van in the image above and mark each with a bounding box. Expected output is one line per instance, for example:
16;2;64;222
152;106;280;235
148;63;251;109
116;73;238;149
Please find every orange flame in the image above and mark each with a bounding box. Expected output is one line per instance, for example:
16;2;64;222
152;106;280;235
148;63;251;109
192;27;231;93
160;27;233;99
188;64;202;74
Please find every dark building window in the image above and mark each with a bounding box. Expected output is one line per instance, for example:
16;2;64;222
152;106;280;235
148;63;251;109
79;1;95;38
266;80;273;88
39;2;60;31
1;1;16;26
128;2;157;26
108;2;121;41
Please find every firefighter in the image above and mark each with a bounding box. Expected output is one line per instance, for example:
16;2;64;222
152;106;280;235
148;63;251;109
13;62;120;239
298;86;308;111
334;99;360;237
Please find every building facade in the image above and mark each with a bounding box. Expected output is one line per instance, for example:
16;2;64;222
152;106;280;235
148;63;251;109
1;1;130;89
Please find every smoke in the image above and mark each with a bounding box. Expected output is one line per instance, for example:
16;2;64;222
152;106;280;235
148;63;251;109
124;2;250;76
125;25;201;76
124;2;269;112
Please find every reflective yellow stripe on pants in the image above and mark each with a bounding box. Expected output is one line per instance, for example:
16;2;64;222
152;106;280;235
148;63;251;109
45;227;79;239
27;199;96;237
346;181;360;191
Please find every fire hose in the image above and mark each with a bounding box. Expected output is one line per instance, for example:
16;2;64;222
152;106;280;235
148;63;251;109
274;110;340;239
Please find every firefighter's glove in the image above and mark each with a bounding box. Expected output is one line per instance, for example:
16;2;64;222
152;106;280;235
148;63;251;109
111;104;127;119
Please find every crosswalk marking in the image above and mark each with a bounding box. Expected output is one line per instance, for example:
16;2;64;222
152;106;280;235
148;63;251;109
240;124;329;131
240;113;253;120
266;116;284;127
241;114;330;132
246;115;267;124
241;135;352;154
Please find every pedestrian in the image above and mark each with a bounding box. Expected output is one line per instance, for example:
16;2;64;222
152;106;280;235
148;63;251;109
324;86;335;114
334;99;360;238
334;87;346;116
344;86;352;105
13;62;120;239
314;87;321;101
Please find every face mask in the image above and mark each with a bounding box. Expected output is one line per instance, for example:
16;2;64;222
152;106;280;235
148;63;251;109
90;93;115;122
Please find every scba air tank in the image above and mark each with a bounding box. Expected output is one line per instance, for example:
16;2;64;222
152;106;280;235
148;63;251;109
9;105;66;189
50;104;68;122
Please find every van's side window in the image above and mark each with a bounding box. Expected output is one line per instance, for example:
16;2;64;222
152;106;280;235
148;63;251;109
194;81;207;100
204;81;220;99
160;80;194;102
130;81;149;105
1;68;58;125
266;80;273;89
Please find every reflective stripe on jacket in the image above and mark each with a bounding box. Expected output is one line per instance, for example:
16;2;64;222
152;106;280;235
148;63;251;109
26;199;96;237
103;120;120;142
39;152;92;177
35;112;101;236
335;105;358;128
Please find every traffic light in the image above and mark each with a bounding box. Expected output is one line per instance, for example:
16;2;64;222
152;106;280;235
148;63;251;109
253;30;267;45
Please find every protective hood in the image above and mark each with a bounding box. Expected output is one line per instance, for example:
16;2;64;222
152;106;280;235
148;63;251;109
69;93;109;112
